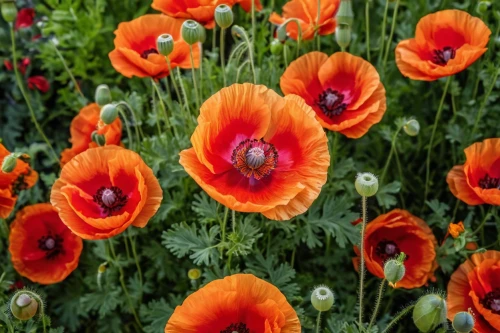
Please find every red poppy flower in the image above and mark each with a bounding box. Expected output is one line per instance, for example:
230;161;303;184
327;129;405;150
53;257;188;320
353;209;438;289
395;10;491;81
4;59;13;71
447;138;500;206
179;83;330;220
9;203;83;285
448;250;500;332
269;0;340;40
27;76;50;93
60;103;122;166
3;58;30;74
109;14;200;79
51;146;163;240
280;52;387;138
165;274;301;332
0;144;38;219
15;8;35;30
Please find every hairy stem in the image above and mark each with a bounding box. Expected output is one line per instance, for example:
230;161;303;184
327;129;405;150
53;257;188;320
368;279;387;331
220;27;227;86
315;311;322;333
365;1;371;61
51;40;85;100
381;305;415;333
189;45;201;109
358;196;368;327
382;0;400;72
470;68;500;140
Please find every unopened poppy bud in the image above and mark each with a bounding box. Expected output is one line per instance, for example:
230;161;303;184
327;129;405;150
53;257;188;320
270;39;283;55
91;130;106;146
413;294;447;333
198;24;206;43
384;253;406;287
182;20;202;45
100;103;118;125
10;292;39;321
1;1;17;23
311;285;334;312
336;0;354;26
95;84;112;107
98;263;107;273
404;119;420;136
2;153;18;173
188;268;201;280
355;172;379;197
335;24;351;50
452;311;475;333
477;1;491;15
157;34;174;56
277;25;288;42
215;4;233;29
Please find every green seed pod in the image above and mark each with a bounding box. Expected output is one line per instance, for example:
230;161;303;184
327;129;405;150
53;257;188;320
355;172;379;197
188;268;201;280
413;294;448;333
2;153;18;173
100;103;118;125
198;24;206;43
452;312;475;333
91;131;106;146
477;1;491;15
270;39;283;55
384;260;405;287
157;34;175;56
95;84;112;107
10;292;39;321
335;24;351;50
404;119;420;137
311;285;334;312
215;4;234;29
182;20;202;45
336;0;354;26
1;1;17;23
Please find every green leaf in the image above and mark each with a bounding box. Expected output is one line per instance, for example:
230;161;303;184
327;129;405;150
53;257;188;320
375;181;401;209
226;216;263;257
192;193;220;223
139;298;175;333
80;288;122;319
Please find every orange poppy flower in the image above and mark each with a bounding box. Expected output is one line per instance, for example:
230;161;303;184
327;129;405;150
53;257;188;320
353;209;437;289
395;10;491;81
108;14;200;79
165;274;301;332
447;138;500;206
60;103;122;166
9;203;83;285
269;0;340;40
152;0;262;29
0;144;38;218
448;250;500;332
280;52;387;138
50;146;163;240
179;83;330;220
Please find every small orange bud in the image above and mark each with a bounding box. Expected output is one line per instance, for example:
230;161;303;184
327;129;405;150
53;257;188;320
448;222;465;239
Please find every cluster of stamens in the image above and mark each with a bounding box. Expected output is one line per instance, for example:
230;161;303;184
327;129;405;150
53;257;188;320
432;46;456;65
220;323;250;333
375;239;407;261
481;288;500;314
141;48;159;59
231;139;278;180
93;186;128;216
315;88;348;118
38;234;64;259
478;173;500;190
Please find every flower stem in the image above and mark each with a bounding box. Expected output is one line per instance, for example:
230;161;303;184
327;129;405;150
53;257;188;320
470;68;500;141
423;76;452;208
368;279;387;331
382;0;400;72
316;311;322;333
220;207;229;257
220;27;227;87
381;305;415;333
358;195;368;328
10;26;58;163
117;102;141;150
128;229;143;293
377;0;390;64
167;59;194;129
380;126;403;184
51;39;85;101
231;26;257;84
315;0;321;51
176;67;192;116
189;45;201;110
365;1;371;62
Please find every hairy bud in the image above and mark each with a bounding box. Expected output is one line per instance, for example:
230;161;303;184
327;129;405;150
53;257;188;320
95;84;112;107
384;253;406;287
10;291;40;321
452;311;475;333
413;294;448;332
100;103;118;125
355;172;379;197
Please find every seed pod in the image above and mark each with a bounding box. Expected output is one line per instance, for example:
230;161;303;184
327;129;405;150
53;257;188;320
91;130;106;146
100;103;118;125
182;20;202;45
270;39;283;55
355;172;379;197
384;259;405;287
311;285;335;312
95;84;112;107
188;268;201;280
404;119;420;136
452;311;475;333
477;1;491;15
157;34;175;57
10;292;39;321
1;1;17;23
336;0;354;26
2;153;18;173
215;4;234;29
335;24;351;50
413;294;448;333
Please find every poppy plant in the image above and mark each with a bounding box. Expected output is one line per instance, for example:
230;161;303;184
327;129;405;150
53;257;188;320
353;209;437;289
447;138;500;206
9;203;83;285
108;14;200;79
280;52;387;138
60;103;122;166
27;76;50;93
448;250;500;332
165;274;301;332
269;0;340;40
15;8;35;30
179;83;330;220
51;146;163;240
395;10;491;81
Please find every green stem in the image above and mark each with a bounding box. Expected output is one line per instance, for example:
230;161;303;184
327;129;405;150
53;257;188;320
470;68;500;140
365;1;371;62
212;26;217;53
221;27;227;87
380;126;403;184
117;102;141;150
291;247;296;267
315;0;321;51
189;45;201;110
358;196;368;327
232;26;257;84
176;68;192;117
471;208;491;236
51;40;85;101
330;132;339;177
10;26;58;163
166;58;193;128
315;311;322;333
368;279;387;331
118;109;134;149
423;76;452;208
381;305;415;333
232;209;236;233
150;81;161;136
220;207;229;257
128;229;143;291
378;0;390;64
382;0;400;72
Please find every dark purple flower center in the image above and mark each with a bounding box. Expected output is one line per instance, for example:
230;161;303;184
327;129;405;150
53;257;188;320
478;173;500;190
432;46;456;65
315;88;348;118
481;288;500;314
141;48;159;59
93;186;128;216
375;239;406;261
232;139;278;180
38;234;64;259
220;323;249;333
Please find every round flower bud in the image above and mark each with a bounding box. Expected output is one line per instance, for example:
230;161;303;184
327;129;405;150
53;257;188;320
336;0;354;26
270;39;283;55
452;312;475;333
182;20;202;45
215;4;234;29
384;259;405;287
91;130;106;146
413;294;447;333
477;1;491;15
95;84;112;107
2;153;18;173
311;285;334;312
157;34;174;56
10;292;39;321
1;1;18;23
188;268;201;280
277;25;288;42
335;24;352;50
355;172;379;197
100;103;118;125
404;119;420;137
